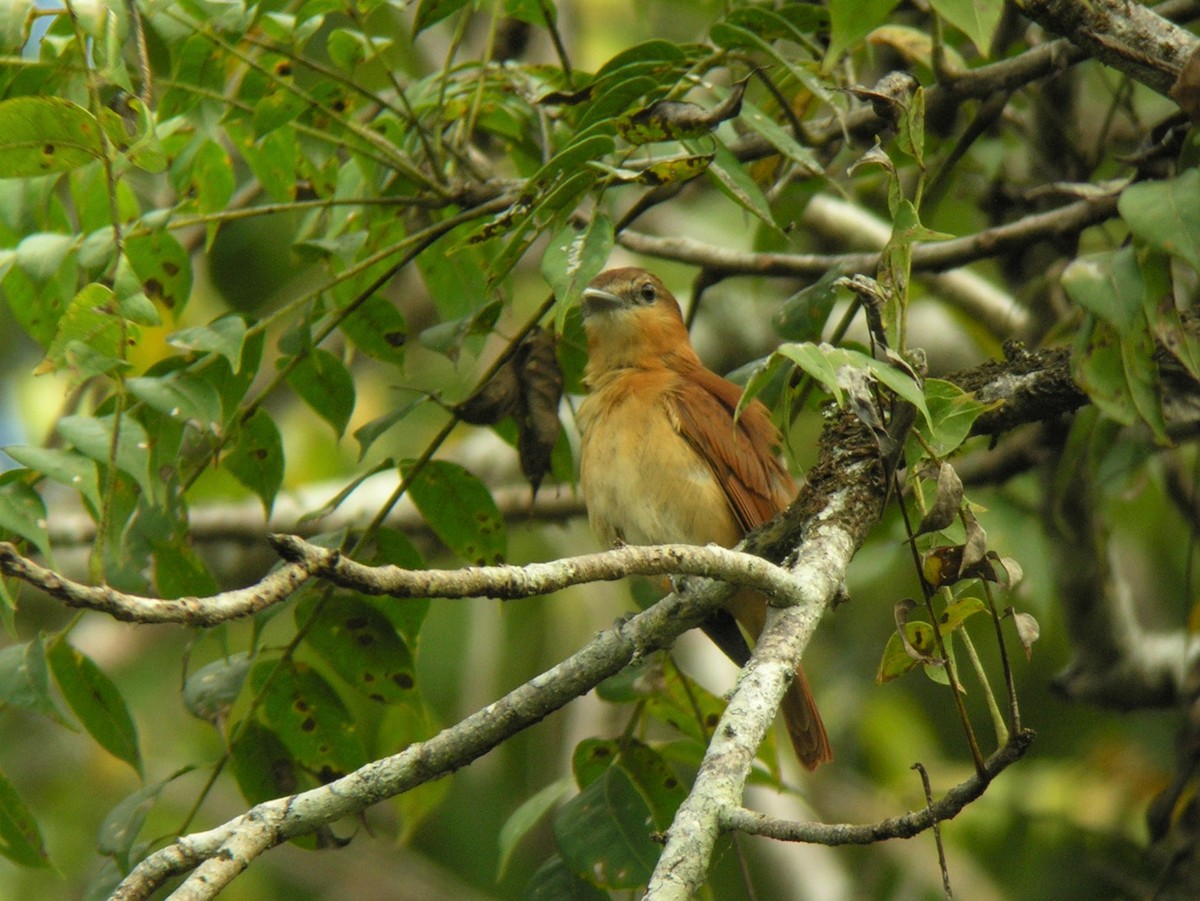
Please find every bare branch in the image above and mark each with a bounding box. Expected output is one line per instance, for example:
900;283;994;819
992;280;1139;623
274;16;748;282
1019;0;1199;96
617;193;1120;279
109;545;780;898
720;730;1034;844
646;408;887;898
270;534;806;601
0;543;310;625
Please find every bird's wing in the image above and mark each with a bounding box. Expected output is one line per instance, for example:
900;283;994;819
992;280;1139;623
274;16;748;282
667;366;796;532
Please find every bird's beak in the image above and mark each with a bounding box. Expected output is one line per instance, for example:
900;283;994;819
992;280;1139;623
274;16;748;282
581;286;623;318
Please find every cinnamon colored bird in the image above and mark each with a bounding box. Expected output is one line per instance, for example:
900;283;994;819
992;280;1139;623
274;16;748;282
577;267;832;769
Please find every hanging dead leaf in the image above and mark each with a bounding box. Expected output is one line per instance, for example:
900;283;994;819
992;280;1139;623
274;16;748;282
515;327;563;495
960;508;988;569
456;358;521;425
1006;607;1040;661
915;461;963;536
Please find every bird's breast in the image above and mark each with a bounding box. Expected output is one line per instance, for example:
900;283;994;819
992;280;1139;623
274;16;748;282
578;371;741;549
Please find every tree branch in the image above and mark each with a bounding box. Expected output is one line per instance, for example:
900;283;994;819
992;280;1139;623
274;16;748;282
111;567;743;899
1018;0;1199;97
617;192;1120;280
646;407;887;898
720;729;1034;844
0;544;311;626
270;534;807;601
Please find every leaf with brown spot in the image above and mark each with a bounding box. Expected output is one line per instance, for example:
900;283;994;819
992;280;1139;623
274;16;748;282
250;659;367;781
296;594;417;705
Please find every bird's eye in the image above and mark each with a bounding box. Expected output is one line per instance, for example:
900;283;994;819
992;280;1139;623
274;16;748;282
638;282;656;304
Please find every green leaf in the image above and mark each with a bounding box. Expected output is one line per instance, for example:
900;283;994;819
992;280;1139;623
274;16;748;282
228;719;318;846
702;139;779;232
0;636;70;726
774;268;846;342
876;621;937;683
97;771;189;870
39;283;126;383
229;122;297;203
372;528;429;644
282;347;356;437
614;740;687;830
1076;315;1169;443
783;343;932;426
406;460;507;565
182;653;252;725
825;0;902;67
354;394;428;459
326;27;392;70
413;0;471;34
152;540;220;600
58;414;155;500
1062;247;1144;336
338;294;407;365
168;316;249;371
15;232;75;281
644;667;727;748
296;594;417;703
524;855;608;901
230;719;299;802
0;0;34;54
554;764;659;890
127;371;222;429
124;230;193;313
939;595;985;634
251;659;368;781
1119;168;1200;272
0;96;102;177
5;446;100;513
191;140;235;250
0;477;52;557
0;768;48;869
929;0;1004;57
226;408;285;514
542;213;614;333
47;638;142;774
572;737;619;789
497;777;574;881
1064;248;1169;442
917;379;997;456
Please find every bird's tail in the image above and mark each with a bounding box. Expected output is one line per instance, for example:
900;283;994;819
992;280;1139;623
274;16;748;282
782;665;832;770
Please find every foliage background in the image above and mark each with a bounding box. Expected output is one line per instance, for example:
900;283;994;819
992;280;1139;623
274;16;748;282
0;0;1197;898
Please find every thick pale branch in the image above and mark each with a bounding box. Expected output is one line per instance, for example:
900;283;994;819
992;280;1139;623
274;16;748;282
110;555;759;899
270;534;805;602
0;543;310;625
1018;0;1199;96
646;408;887;899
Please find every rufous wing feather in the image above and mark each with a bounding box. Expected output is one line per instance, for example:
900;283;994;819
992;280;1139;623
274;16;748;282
669;369;833;768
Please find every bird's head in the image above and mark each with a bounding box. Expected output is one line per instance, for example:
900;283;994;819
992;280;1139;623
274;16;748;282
581;267;697;377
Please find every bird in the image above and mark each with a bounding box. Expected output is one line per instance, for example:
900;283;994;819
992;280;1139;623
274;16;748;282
576;266;831;769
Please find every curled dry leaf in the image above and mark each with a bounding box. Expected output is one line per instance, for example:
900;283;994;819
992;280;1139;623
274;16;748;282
1006;607;1040;661
915;461;963;537
454;327;563;495
455;357;521;425
618;79;747;144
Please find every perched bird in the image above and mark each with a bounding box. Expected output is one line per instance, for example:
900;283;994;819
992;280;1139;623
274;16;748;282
577;267;831;769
